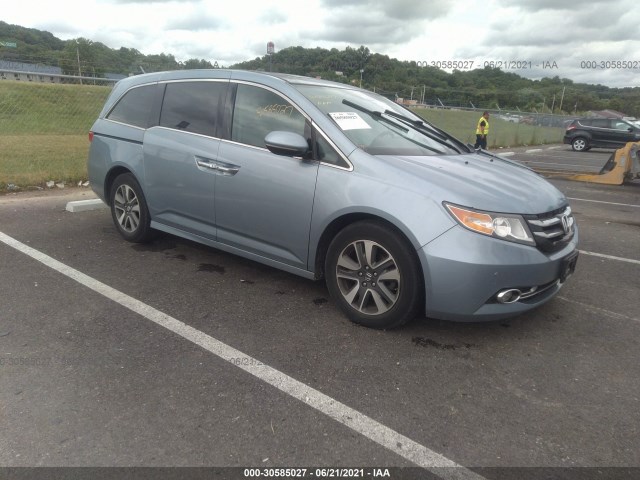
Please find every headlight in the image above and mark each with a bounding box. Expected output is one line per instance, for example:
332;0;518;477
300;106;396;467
445;203;535;246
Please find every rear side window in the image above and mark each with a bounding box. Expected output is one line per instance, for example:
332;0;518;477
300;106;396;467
160;81;227;136
231;84;306;148
107;84;156;128
578;119;592;127
591;119;610;128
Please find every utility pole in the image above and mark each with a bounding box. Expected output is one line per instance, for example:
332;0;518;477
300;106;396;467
75;40;82;85
360;69;364;89
558;85;566;113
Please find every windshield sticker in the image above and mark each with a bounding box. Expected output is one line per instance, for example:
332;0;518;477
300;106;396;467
329;112;371;130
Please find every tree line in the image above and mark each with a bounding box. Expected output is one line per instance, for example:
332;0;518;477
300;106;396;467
1;21;639;116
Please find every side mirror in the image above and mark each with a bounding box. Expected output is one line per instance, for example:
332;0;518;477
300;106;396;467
265;131;310;157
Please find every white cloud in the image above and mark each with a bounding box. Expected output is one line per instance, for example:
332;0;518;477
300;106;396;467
2;0;639;87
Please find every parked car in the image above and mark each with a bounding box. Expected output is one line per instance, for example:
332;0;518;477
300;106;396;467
497;113;521;123
563;117;640;151
88;70;578;329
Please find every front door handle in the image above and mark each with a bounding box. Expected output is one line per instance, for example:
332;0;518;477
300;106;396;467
195;156;240;176
196;158;218;170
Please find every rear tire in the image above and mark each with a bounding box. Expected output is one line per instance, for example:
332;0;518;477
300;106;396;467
109;173;153;243
325;221;423;329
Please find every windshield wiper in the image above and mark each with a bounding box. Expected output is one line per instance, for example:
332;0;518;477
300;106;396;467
340;99;446;155
340;99;408;133
382;109;472;153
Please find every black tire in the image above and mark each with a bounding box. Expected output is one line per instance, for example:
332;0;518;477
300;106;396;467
571;137;589;152
325;221;423;329
109;173;153;243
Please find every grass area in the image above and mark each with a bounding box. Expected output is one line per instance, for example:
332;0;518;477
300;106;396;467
411;108;564;147
0;81;109;192
0;135;89;191
0;81;110;134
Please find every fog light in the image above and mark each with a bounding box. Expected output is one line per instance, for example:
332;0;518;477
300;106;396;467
496;289;522;304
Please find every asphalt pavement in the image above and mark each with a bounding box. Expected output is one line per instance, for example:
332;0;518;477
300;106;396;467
0;146;639;480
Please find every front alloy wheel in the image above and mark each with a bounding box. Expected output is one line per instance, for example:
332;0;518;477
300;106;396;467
325;221;422;329
571;137;588;152
335;240;400;316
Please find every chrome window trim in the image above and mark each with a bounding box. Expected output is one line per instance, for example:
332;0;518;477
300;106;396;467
219;138;271;153
151;125;223;141
104;81;158;121
102;118;147;131
312;121;353;172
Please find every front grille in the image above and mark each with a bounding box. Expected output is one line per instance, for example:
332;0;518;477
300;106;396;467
524;206;575;253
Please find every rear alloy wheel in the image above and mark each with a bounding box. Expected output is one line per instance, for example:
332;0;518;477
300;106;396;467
110;173;153;243
571;137;588;152
325;221;422;329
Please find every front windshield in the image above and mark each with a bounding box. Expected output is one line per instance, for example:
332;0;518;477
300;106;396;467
295;84;461;156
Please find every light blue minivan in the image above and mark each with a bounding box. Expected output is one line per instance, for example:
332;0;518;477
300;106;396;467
88;69;578;329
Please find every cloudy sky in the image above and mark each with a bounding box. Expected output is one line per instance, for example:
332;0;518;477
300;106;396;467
3;0;639;87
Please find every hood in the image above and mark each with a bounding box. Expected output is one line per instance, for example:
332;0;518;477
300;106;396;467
369;151;567;215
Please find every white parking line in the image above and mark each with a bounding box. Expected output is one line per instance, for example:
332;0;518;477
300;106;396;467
497;152;515;157
557;297;639;323
0;231;484;480
579;250;640;265
567;197;640;208
525;149;542;153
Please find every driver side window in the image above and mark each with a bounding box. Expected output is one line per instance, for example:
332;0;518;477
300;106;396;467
612;120;630;130
232;84;306;148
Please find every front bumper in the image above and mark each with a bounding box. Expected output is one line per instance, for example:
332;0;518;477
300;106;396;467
419;225;579;321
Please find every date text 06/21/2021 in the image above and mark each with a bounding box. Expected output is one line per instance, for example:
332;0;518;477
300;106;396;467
414;60;559;69
243;468;391;478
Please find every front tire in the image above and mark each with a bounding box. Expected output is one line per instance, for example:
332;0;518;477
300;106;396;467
325;221;423;329
571;137;588;152
109;173;153;243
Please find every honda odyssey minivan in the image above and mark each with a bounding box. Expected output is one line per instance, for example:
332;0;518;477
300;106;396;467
88;70;578;329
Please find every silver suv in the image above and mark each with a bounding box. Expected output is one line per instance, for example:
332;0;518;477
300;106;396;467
88;70;578;329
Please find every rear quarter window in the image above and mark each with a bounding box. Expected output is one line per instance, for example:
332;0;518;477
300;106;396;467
159;81;228;137
106;84;157;128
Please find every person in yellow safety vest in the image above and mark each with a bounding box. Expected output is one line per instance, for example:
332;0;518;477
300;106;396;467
473;111;490;150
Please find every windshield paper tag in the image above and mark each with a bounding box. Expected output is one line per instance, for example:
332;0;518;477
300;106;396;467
329;112;371;130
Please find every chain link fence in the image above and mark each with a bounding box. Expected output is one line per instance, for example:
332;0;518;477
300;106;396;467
0;70;573;191
409;106;571;148
0;72;114;191
0;70;113;134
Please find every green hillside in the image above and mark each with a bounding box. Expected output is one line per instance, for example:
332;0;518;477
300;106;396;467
2;21;640;115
